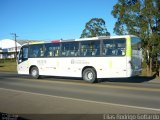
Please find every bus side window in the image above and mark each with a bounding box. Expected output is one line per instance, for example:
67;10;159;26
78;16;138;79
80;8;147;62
55;48;60;56
92;49;97;56
116;49;122;55
46;47;53;57
84;49;88;56
39;48;44;57
61;42;79;57
34;50;39;57
103;44;113;56
103;40;113;56
114;40;125;56
107;47;113;55
44;43;60;57
103;39;125;56
49;50;53;57
81;46;88;56
29;44;44;58
81;41;100;57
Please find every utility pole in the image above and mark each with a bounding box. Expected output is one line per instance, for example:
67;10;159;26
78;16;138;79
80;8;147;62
11;33;18;59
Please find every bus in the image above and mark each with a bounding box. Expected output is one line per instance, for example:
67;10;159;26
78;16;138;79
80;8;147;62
17;35;142;83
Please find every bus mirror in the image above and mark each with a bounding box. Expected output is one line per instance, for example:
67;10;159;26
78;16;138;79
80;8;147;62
19;59;22;63
18;54;22;63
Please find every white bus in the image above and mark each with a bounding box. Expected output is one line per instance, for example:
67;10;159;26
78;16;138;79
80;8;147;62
17;35;142;83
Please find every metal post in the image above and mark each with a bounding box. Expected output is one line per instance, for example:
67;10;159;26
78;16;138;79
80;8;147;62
11;33;18;59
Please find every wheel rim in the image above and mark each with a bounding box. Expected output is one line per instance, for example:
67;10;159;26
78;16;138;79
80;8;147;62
32;69;37;77
87;71;93;80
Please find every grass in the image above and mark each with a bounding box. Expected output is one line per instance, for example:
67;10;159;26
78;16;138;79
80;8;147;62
0;59;17;72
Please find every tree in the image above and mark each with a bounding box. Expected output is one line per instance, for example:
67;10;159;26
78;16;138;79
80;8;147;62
80;18;110;38
112;0;160;76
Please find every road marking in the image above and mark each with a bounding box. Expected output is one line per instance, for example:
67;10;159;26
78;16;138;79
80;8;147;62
9;77;160;92
0;87;160;112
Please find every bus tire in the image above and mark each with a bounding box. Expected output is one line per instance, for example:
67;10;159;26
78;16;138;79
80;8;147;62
30;67;40;79
82;68;97;83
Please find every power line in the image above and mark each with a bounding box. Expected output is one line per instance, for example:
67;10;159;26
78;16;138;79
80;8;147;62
11;33;18;59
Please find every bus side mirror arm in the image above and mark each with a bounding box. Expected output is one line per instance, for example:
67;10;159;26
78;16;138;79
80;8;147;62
17;54;22;64
18;57;22;64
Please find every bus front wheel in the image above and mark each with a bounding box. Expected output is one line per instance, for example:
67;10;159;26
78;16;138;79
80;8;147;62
82;68;97;83
30;67;40;79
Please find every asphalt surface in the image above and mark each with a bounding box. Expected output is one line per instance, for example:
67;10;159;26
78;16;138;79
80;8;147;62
0;72;160;119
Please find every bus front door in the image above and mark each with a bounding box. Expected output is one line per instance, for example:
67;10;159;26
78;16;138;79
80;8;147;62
17;46;29;74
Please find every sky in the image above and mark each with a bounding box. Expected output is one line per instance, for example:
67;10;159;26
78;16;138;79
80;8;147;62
0;0;118;41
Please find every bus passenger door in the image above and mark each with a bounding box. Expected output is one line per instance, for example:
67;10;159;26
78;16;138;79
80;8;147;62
17;46;29;74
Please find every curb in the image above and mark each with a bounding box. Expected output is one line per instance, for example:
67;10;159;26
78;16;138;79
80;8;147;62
148;78;160;84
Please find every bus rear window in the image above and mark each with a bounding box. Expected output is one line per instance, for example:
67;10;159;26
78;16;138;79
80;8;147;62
131;37;141;50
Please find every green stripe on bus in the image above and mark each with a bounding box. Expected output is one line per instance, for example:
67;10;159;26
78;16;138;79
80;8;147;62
126;36;132;57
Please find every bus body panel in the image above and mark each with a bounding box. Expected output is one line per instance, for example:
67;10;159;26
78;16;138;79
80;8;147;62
18;57;128;78
17;60;30;74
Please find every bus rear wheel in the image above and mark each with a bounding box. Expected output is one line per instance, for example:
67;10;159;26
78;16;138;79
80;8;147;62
82;68;97;83
30;67;40;79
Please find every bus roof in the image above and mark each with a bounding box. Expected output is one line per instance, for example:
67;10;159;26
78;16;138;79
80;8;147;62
29;41;45;44
75;35;138;41
21;35;138;46
110;35;138;39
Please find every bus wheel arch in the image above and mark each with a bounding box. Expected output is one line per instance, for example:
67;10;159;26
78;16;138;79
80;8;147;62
82;66;97;83
29;66;40;79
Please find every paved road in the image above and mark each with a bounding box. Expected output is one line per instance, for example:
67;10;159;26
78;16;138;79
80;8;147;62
0;72;160;119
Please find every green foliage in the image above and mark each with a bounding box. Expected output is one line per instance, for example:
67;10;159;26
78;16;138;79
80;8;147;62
112;0;160;46
112;0;160;75
80;18;110;38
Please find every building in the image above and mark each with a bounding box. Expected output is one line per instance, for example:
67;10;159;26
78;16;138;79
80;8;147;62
0;39;44;59
0;39;21;59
